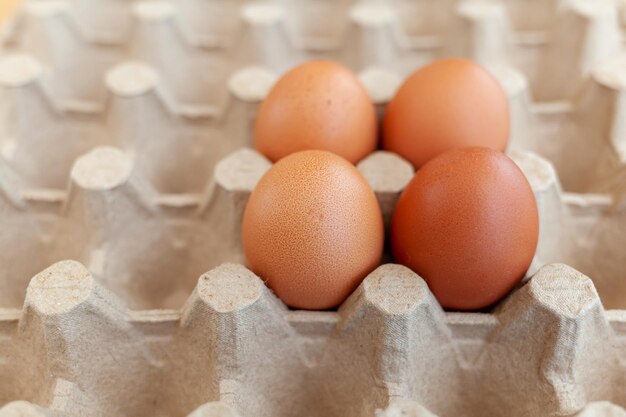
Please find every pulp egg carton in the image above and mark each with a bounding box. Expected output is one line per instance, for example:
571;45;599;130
1;0;626;416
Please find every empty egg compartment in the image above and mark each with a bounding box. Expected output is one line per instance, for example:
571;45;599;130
0;52;272;194
5;0;626;98
3;0;626;197
2;4;626;212
0;144;268;310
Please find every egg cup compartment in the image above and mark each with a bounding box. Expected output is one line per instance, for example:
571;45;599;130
4;0;626;195
5;0;625;99
1;0;626;416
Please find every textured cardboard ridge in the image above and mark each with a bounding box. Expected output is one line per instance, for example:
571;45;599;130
0;261;625;417
2;400;626;417
376;400;626;417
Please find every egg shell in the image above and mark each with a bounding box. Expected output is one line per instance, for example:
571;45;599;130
382;58;510;168
254;60;378;164
242;150;384;310
391;147;539;310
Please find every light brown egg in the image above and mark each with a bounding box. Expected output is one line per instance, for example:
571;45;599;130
254;60;378;164
242;150;384;310
383;58;510;168
391;147;539;310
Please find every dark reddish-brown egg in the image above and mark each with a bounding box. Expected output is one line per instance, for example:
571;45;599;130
383;58;510;168
254;60;377;164
242;150;384;310
391;147;538;310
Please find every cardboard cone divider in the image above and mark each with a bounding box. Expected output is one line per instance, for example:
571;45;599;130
1;0;626;416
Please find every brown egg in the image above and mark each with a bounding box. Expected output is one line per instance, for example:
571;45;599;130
254;60;378;164
242;150;384;310
391;147;538;310
383;58;510;168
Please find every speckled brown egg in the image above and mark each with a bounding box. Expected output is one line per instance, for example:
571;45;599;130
242;150;384;310
383;58;510;168
391;147;539;310
254;60;378;164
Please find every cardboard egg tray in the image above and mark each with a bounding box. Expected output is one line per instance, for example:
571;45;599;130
2;0;626;416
